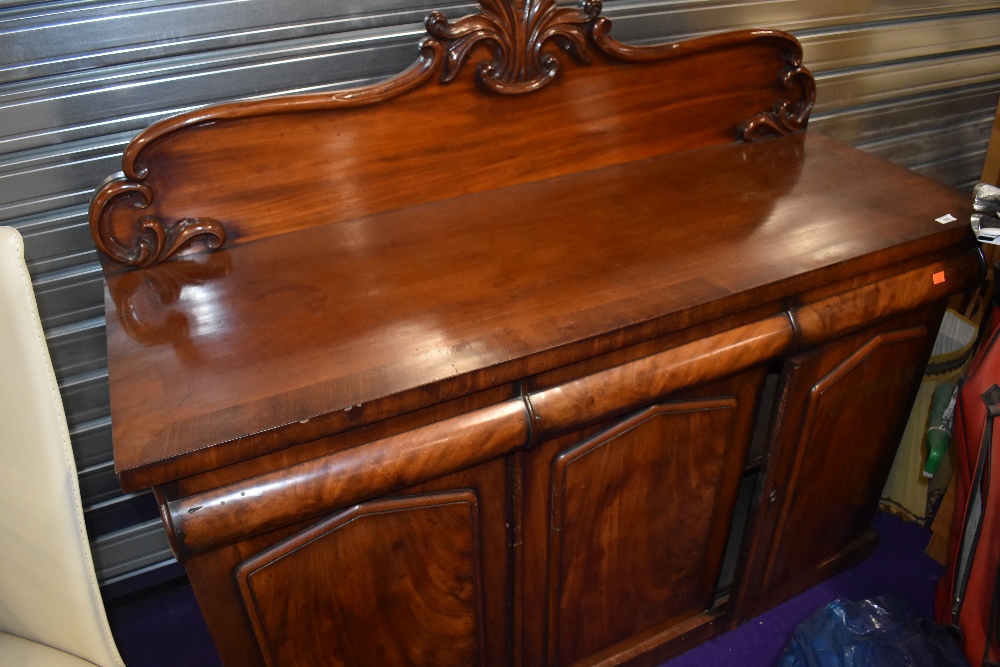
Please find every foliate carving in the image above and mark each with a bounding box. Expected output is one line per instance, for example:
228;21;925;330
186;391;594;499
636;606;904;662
739;59;816;141
425;0;602;94
89;176;227;269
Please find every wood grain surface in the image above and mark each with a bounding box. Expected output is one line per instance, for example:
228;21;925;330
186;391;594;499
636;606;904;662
237;492;485;667
170;399;528;554
104;132;977;490
549;399;739;664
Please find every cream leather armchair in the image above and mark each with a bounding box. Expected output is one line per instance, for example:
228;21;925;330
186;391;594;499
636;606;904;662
0;227;125;667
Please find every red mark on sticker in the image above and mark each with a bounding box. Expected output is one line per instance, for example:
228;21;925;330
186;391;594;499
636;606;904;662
932;271;946;285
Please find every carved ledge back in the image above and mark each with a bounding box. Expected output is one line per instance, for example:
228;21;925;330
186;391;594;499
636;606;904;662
89;0;814;269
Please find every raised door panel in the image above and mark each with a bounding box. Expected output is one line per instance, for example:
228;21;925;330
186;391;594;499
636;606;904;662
235;490;485;667
749;309;940;609
521;371;763;666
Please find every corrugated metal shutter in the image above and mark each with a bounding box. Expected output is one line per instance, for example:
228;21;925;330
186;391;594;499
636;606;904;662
3;0;997;595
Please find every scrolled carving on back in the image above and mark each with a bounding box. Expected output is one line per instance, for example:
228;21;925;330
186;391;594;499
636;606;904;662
88;176;227;269
425;0;602;94
737;39;816;140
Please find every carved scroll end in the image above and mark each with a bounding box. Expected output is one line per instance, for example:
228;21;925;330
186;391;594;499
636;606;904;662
89;175;227;269
739;63;816;141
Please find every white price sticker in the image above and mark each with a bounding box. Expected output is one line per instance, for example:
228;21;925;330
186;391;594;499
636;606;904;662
935;214;958;224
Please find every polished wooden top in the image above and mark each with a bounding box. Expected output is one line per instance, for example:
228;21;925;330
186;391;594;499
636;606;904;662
104;131;975;490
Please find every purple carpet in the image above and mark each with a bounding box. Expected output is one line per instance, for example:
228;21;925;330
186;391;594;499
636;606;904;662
106;581;222;667
659;512;945;666
106;511;942;666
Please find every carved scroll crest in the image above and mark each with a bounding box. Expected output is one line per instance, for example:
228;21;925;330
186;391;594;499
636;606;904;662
426;0;602;94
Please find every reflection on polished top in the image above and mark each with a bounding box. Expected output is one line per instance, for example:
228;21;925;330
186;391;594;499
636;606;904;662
103;132;973;489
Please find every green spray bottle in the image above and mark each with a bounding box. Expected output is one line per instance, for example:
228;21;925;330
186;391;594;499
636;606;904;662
923;383;958;479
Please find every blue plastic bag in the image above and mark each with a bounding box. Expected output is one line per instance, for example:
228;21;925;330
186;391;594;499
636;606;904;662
778;596;969;667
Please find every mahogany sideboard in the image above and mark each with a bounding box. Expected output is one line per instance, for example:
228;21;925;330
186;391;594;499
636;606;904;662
88;1;983;665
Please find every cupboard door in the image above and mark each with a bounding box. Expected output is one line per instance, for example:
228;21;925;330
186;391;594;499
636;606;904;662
228;452;511;667
235;491;485;667
742;306;942;614
520;370;763;666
